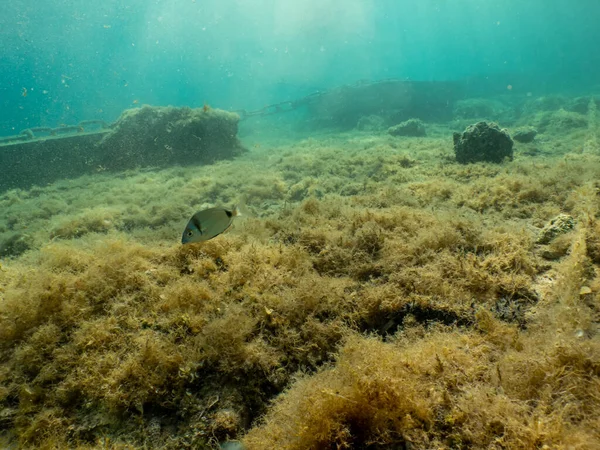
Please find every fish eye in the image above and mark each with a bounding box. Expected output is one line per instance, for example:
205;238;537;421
187;231;194;237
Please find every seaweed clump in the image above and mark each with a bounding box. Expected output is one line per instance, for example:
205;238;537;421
243;326;600;449
0;115;599;449
244;219;600;449
388;118;426;137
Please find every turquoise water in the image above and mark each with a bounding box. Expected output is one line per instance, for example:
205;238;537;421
1;0;599;136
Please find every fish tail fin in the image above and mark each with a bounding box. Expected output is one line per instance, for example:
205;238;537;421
232;201;249;217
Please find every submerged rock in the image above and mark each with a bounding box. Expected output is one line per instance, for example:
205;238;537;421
453;121;514;164
513;127;538;143
565;96;600;115
537;214;575;244
522;95;569;114
535;109;587;133
96;105;246;170
356;115;385;131
0;233;31;258
388;118;426;137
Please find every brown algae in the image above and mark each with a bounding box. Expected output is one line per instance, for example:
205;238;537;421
0;123;599;449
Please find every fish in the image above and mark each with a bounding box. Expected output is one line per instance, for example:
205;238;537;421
182;206;241;244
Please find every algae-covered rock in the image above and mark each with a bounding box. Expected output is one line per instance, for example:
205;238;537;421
96;105;247;170
537;214;575;244
522;95;568;114
356;115;385;131
388;118;426;137
535;109;587;133
565;96;600;114
513;127;538;143
453;121;513;164
0;232;31;257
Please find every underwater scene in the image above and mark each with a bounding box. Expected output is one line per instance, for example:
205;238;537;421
1;1;600;449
